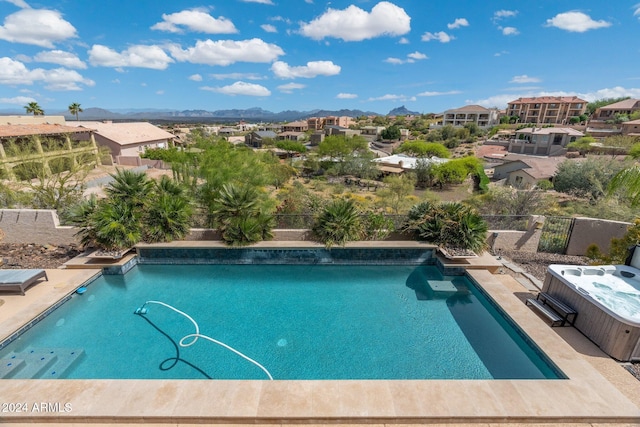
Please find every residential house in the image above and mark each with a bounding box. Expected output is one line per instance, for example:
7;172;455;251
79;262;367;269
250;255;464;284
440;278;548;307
506;96;588;124
492;154;568;188
622;119;640;137
508;127;583;156
307;116;354;130
245;130;277;148
69;121;176;164
587;99;640;138
277;131;306;141
441;105;499;128
324;125;361;138
0;122;100;181
592;99;640;121
282;121;308;132
360;126;385;140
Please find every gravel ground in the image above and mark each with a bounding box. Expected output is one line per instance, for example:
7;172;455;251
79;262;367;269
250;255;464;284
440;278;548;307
495;249;591;282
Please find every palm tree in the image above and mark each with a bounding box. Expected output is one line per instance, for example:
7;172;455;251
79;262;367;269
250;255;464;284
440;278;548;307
211;183;274;246
608;165;640;206
24;101;44;116
68;102;83;121
105;169;153;209
312;198;362;247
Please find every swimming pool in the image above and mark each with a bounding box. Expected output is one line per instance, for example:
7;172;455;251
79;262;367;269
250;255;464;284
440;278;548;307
0;263;561;380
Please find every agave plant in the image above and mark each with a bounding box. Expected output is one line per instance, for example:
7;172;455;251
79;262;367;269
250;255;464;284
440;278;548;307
403;201;488;254
312;198;362;247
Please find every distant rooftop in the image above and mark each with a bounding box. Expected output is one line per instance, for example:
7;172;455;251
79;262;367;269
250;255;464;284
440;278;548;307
0;123;92;138
68;121;175;145
508;96;587;104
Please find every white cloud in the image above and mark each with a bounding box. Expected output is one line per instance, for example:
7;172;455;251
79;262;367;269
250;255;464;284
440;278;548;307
0;57;93;90
89;44;174;70
510;75;541;84
417;90;462;97
398;37;409;44
0;8;77;47
545;11;611;33
209;72;264;80
421;31;453;43
407;51;427;60
188;74;202;81
156;90;164;95
493;10;518;20
0;96;36;105
385;51;427;65
201;81;271;96
3;0;31;8
635;4;640;18
447;18;468;29
33;50;86;69
299;1;410;41
384;57;403;65
368;94;416;102
271;60;341;79
239;0;274;4
151;9;237;34
261;24;277;33
494;50;509;57
502;27;519;36
168;38;284;66
278;83;305;93
304;0;313;3
337;93;358;99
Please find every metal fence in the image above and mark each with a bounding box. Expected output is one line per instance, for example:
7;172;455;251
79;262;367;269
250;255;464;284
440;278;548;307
538;216;575;254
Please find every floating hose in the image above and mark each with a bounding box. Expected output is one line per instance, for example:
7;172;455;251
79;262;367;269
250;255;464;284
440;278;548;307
135;300;273;380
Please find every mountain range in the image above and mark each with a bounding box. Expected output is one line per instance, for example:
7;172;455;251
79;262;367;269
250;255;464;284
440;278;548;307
1;105;423;123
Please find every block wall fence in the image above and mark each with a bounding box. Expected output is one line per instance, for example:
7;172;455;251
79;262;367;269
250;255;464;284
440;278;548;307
0;209;630;257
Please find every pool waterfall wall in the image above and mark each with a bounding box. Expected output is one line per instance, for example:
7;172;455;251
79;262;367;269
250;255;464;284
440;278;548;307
543;266;640;362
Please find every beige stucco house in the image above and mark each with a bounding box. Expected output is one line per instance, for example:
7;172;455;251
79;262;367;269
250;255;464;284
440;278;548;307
69;121;176;163
508;127;583;156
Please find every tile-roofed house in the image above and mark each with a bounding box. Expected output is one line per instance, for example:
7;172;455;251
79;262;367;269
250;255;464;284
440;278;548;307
592;99;640;121
492;154;571;189
441;105;499;128
0;122;99;181
506;96;588;124
508;127;583;156
68;121;175;163
282;121;308;132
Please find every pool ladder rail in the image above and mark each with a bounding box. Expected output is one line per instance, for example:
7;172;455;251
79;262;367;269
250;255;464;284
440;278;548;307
134;300;273;380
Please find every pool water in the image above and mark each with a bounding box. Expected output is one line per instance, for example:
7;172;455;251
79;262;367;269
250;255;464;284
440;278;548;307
0;264;560;380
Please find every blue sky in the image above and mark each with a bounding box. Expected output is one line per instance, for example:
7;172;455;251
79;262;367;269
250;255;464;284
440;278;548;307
0;0;639;115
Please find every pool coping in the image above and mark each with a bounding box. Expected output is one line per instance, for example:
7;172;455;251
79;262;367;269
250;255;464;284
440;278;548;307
0;244;639;423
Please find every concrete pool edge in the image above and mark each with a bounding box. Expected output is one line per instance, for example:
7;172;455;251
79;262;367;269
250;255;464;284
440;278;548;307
0;246;639;423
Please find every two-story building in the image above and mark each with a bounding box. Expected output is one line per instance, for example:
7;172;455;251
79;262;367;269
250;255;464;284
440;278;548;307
508;127;583;156
441;105;500;128
506;96;587;124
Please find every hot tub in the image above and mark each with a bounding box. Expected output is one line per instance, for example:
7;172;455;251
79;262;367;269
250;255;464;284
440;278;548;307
544;264;640;361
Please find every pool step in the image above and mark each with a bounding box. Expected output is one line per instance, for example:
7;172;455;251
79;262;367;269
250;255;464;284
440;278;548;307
0;347;84;379
37;348;85;379
0;357;26;379
1;348;58;379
